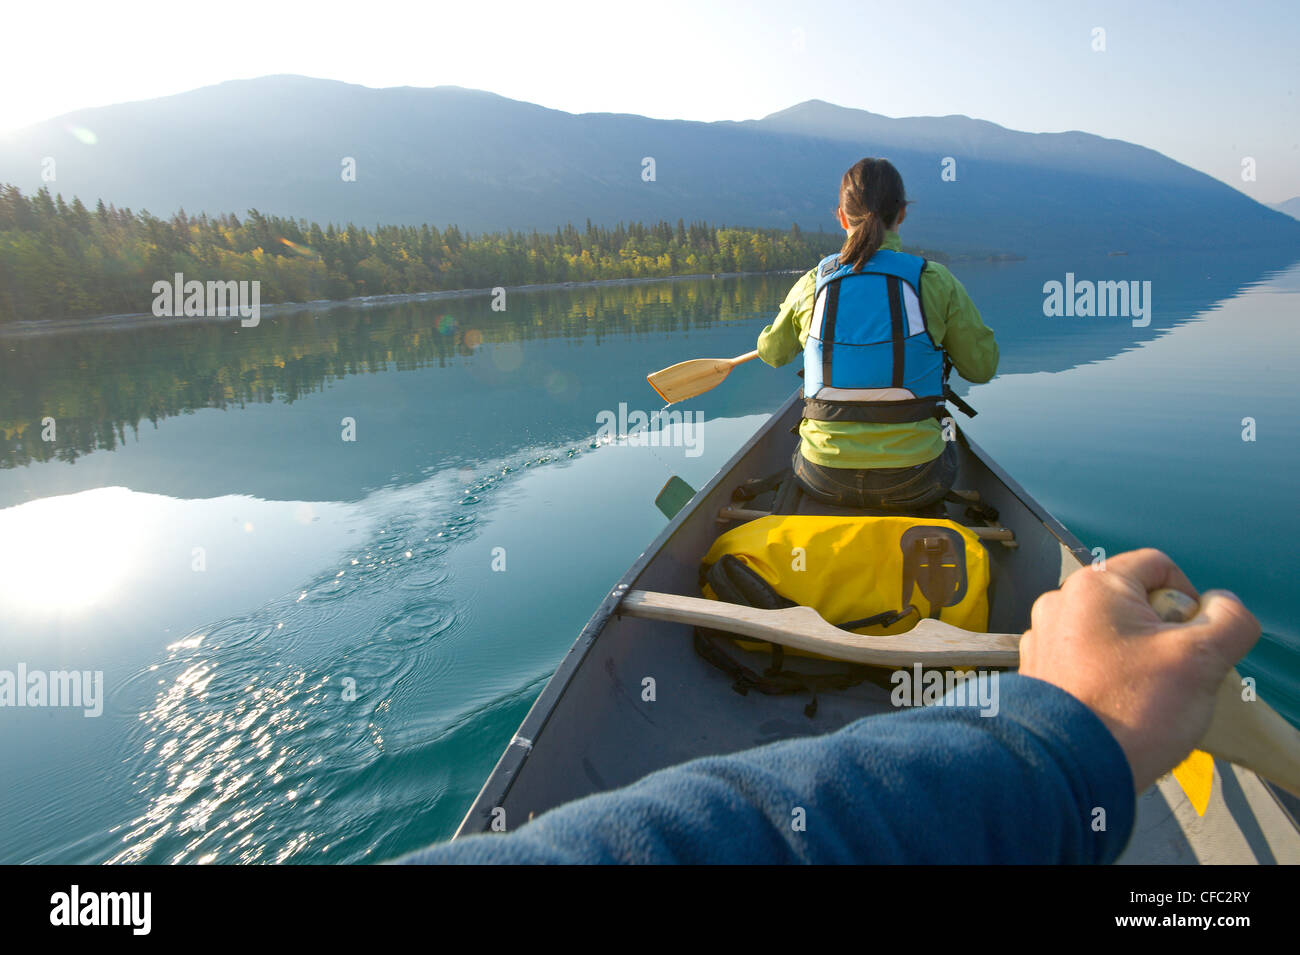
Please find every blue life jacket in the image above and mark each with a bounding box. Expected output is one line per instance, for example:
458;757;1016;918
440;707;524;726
803;249;966;424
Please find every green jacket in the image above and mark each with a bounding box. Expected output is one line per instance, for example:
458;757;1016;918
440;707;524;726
757;232;999;468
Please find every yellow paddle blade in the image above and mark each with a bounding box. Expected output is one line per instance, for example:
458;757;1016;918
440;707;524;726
646;358;735;404
1172;749;1214;816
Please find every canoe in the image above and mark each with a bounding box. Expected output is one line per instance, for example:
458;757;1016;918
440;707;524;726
455;389;1300;863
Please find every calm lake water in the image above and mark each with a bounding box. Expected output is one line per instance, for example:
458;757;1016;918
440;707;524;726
2;246;1298;863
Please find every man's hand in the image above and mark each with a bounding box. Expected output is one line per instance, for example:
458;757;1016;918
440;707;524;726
1018;548;1259;792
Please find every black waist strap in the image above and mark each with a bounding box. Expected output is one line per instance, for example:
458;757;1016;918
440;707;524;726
802;385;978;423
803;394;946;423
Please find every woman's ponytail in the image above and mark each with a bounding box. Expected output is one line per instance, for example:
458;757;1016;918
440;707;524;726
836;158;908;271
839;210;885;271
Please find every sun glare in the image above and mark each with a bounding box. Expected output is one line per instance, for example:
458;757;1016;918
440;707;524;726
0;486;145;615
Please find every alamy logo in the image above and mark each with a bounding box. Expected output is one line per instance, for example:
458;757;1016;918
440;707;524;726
0;664;103;717
152;272;261;327
1042;273;1151;327
595;403;704;458
890;664;999;716
50;885;151;935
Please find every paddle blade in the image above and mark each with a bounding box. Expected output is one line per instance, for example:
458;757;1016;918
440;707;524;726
647;358;734;404
1172;749;1214;816
654;476;696;520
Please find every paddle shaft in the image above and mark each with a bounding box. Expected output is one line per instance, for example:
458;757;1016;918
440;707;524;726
621;586;1300;796
1148;589;1300;798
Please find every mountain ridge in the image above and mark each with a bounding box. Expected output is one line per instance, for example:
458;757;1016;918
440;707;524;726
1;75;1296;256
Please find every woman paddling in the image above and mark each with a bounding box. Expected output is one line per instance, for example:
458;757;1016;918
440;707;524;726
756;157;999;511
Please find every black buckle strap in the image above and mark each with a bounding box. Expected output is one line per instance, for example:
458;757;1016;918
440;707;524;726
820;281;840;389
803;395;946;424
887;276;905;388
943;386;977;418
836;604;919;632
941;355;977;418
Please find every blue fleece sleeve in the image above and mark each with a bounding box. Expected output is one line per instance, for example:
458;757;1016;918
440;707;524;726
397;673;1136;864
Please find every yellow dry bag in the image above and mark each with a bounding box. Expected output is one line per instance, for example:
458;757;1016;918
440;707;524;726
700;515;990;659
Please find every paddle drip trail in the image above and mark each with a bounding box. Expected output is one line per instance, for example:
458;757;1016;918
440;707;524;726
589;404;689;476
641;404;681;475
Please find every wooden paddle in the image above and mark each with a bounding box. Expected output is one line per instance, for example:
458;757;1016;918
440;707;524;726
619;587;1300;797
620;590;1020;667
647;350;760;404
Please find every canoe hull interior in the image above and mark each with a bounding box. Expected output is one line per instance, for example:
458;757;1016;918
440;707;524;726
454;391;1300;863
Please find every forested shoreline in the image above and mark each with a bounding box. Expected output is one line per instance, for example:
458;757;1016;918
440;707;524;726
0;184;955;325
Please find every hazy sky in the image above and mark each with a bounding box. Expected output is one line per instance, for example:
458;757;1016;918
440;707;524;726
5;0;1297;201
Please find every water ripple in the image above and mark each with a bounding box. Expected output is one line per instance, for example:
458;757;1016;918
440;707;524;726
100;441;581;864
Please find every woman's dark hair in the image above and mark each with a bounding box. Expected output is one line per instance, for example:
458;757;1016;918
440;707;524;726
837;158;909;271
